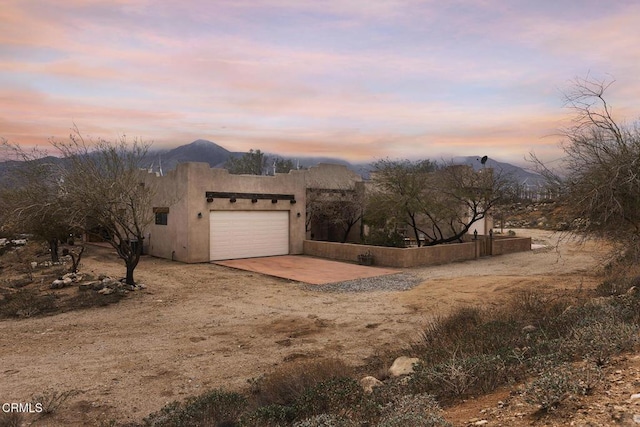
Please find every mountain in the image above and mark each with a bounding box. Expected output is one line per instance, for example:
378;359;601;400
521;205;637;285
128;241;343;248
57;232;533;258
147;139;234;172
0;140;545;191
452;156;545;188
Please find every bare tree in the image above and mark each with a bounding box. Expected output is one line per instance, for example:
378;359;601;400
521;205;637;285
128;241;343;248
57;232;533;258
306;185;365;243
367;159;437;247
52;127;155;285
533;76;640;258
369;159;507;246
0;139;72;263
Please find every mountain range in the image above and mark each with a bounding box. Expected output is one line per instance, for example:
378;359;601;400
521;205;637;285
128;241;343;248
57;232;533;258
0;139;545;188
147;139;544;186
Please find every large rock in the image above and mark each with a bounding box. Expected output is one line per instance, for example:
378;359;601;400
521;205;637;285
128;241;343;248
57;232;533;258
360;376;383;393
388;356;420;377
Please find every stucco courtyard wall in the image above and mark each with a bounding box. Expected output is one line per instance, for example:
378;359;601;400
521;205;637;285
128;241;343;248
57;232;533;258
303;237;531;268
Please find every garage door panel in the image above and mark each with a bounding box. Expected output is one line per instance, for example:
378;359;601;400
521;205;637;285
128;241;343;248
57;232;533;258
210;211;289;260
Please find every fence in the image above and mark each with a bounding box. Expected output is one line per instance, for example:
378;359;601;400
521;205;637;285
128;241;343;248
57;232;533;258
303;236;532;268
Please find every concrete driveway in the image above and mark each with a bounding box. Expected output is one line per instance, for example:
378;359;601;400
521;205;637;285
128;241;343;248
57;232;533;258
214;255;400;285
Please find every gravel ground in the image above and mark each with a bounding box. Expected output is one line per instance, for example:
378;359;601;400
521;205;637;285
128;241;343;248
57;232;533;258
302;272;423;293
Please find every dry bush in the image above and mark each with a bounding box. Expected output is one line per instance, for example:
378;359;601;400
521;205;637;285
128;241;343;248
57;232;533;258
250;358;353;407
0;413;22;427
144;388;246;427
0;288;57;318
524;364;603;412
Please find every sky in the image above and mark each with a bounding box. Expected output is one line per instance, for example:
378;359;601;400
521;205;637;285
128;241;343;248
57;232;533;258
2;0;640;165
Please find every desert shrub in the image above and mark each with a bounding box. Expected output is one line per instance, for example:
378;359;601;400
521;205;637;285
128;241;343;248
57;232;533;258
250;359;353;407
293;413;354;427
65;289;127;310
144;389;246;427
524;364;603;412
0;412;23;427
32;389;78;416
595;277;636;296
377;394;451;427
414;307;484;362
0;288;57;318
409;353;523;400
565;319;639;366
241;403;298;426
295;377;368;420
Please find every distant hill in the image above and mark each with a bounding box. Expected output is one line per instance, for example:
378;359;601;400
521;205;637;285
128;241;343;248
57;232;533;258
147;139;235;172
451;156;545;188
0;140;545;191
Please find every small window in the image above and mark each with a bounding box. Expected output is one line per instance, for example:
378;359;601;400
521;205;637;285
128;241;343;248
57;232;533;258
153;207;169;226
155;212;168;225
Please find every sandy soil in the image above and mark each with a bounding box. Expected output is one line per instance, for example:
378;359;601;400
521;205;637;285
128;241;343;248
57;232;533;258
0;229;609;426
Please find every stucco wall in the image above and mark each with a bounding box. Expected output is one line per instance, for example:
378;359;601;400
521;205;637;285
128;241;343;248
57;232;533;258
303;236;531;268
145;162;306;263
491;236;532;256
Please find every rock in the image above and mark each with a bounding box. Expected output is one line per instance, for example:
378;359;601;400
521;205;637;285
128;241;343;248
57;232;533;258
78;283;92;291
522;325;536;333
98;287;114;295
388;356;420;377
631;393;640;401
50;279;64;289
30;262;38;269
627;286;637;295
62;277;73;286
474;420;488;426
633;414;640;424
359;376;383;393
91;281;106;291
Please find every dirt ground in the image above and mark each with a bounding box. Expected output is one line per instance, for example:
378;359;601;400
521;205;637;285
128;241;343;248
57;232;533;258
0;229;612;425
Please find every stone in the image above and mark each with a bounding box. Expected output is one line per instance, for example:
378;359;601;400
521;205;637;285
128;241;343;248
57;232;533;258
62;277;73;286
91;281;106;291
388;356;420;377
359;376;383;393
633;414;640;424
78;283;92;291
50;279;64;289
631;393;640;401
98;287;114;295
522;325;536;333
474;421;488;426
30;262;37;269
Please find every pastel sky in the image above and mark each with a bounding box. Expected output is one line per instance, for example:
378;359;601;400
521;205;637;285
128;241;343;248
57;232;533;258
2;0;639;164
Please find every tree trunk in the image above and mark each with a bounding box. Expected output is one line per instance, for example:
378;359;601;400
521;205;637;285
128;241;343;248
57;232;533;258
49;238;59;263
125;262;135;285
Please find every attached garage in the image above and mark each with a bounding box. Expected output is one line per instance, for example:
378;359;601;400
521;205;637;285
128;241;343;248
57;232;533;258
209;210;290;261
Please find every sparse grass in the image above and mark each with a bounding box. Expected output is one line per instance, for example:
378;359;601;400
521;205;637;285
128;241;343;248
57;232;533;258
131;275;640;427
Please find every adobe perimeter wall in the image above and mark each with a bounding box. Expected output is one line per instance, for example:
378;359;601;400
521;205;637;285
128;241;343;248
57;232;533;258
303;237;531;268
492;236;532;256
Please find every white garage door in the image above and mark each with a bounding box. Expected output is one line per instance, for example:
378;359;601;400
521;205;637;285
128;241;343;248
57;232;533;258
209;211;289;261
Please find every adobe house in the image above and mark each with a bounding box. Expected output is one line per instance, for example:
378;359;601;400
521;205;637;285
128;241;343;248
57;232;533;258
142;162;361;263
